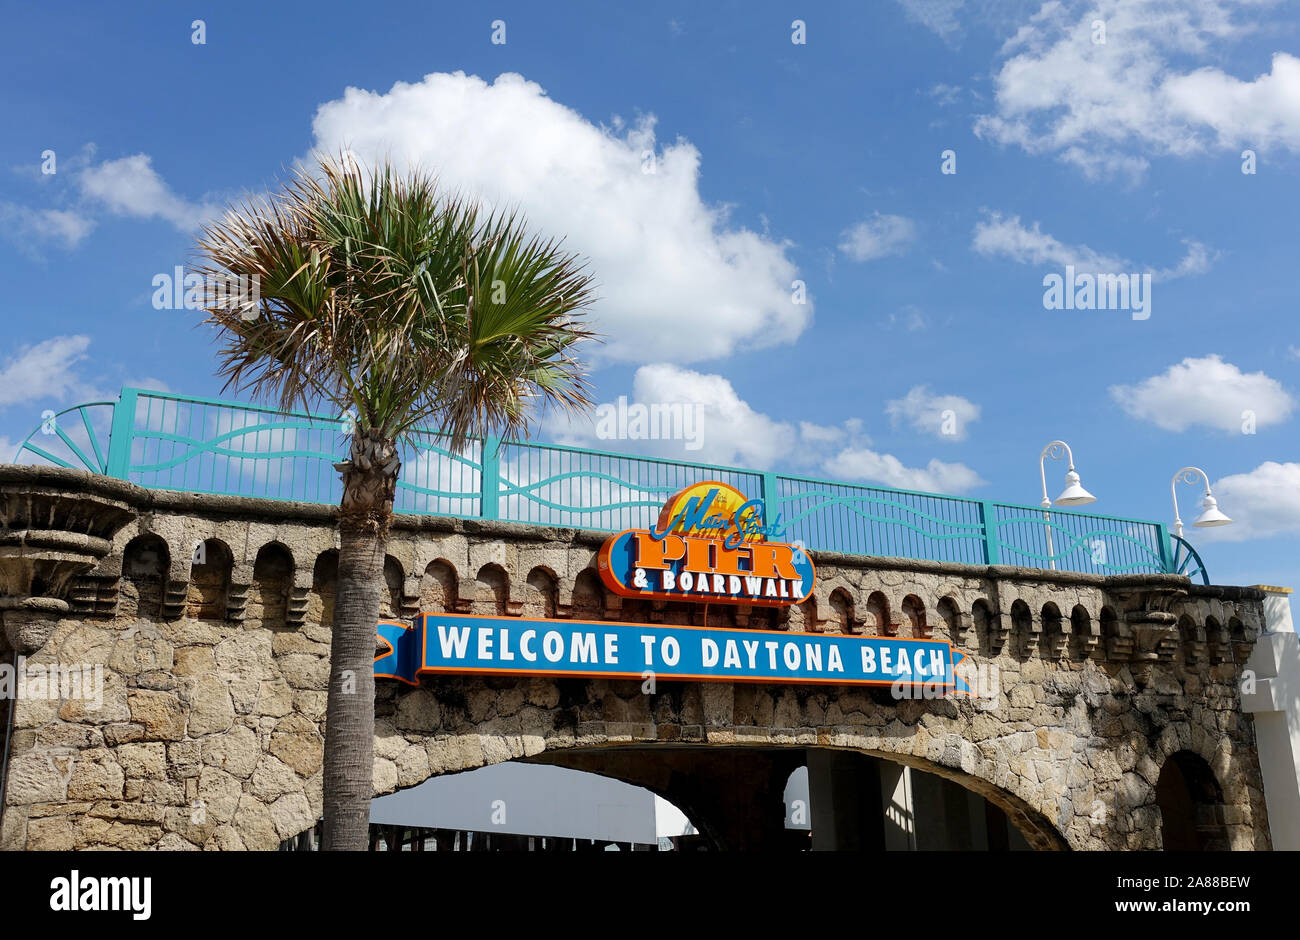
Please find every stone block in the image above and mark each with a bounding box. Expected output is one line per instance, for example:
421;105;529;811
127;689;187;741
115;742;166;780
270;714;324;777
188;674;236;734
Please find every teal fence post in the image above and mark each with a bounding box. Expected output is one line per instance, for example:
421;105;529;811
980;501;1001;565
480;435;501;520
104;388;138;480
760;471;780;509
1155;522;1173;573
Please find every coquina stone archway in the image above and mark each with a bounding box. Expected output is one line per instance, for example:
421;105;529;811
0;467;1272;850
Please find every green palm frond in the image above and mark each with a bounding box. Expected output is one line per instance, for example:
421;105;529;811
192;154;600;451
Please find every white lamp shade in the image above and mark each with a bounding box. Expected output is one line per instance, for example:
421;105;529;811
1054;470;1096;506
1193;494;1232;527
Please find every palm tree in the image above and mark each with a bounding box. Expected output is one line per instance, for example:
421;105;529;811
194;155;598;850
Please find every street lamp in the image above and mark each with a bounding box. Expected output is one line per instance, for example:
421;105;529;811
1039;441;1097;508
1039;441;1097;570
1171;467;1232;540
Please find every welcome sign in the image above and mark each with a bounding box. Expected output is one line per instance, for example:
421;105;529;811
598;481;815;607
375;612;974;692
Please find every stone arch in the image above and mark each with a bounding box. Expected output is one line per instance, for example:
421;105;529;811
310;549;338;627
359;662;1091;853
1205;614;1226;663
523;566;557;619
971;598;996;657
935;596;962;646
863;591;891;636
901;594;927;638
1176;613;1203;665
419;559;459;613
828;587;855;634
1070;604;1096;659
1100;606;1121;659
1227;615;1248;664
1154;751;1228;850
1009;599;1034;659
474;563;510;616
362;731;1070;853
1040;602;1066;659
251;541;294;628
121;533;170;620
1160;722;1263;850
381;556;405;619
571;568;605;620
186;537;232;620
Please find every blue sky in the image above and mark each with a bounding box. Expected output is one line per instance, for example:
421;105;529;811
1;0;1298;590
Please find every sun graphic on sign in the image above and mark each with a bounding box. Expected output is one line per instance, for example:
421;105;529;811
655;481;767;543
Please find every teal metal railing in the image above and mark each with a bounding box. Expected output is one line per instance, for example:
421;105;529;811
11;387;1203;581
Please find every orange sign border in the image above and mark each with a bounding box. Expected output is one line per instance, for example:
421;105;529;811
596;528;816;608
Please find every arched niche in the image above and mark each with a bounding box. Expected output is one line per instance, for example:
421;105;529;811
863;591;891;636
1155;751;1228;851
310;550;339;628
571;569;605;620
828;588;855;635
381;556;404;619
121;534;170;620
420;560;459;613
252;542;295;628
474;563;510;616
902;594;927;638
186;538;232;620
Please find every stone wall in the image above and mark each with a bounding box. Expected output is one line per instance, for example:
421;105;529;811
0;468;1273;850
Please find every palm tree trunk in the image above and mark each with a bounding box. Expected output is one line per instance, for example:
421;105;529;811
322;430;399;851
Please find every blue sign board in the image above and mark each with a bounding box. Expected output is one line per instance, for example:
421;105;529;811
376;613;973;692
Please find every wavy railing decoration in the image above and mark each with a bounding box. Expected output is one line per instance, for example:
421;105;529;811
10;387;1196;579
14;401;116;474
1169;534;1211;585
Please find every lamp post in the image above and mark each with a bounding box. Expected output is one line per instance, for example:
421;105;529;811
1171;467;1232;540
1038;441;1097;570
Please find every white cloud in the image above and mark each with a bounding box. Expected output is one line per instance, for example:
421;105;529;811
823;447;986;495
927;83;964;106
885;385;981;440
546;364;984;495
973;211;1124;269
0;436;23;463
1164;51;1300;153
972;211;1211;279
0;436;51;468
0;203;95;248
897;0;966;42
1109;354;1295;432
78;154;217;231
0;335;93;409
1197;462;1300;541
308;71;810;364
0;149;210;252
548;364;799;468
838;212;918;261
1155;239;1213;279
975;0;1299;179
123;377;171;395
798;420;848;447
